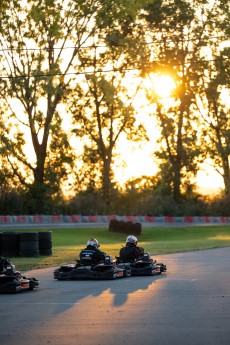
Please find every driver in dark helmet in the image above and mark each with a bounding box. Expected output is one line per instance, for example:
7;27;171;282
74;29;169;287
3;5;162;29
119;235;144;262
80;238;106;264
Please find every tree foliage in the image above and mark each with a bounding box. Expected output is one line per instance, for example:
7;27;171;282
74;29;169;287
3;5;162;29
0;0;143;212
68;39;148;212
140;0;230;201
0;0;229;214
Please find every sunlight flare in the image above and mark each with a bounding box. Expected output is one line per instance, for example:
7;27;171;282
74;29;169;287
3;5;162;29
152;74;176;98
144;73;176;98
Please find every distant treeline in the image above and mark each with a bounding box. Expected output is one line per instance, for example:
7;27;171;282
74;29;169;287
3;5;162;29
0;188;229;217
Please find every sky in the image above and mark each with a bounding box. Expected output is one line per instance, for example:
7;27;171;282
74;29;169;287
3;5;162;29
115;136;224;195
114;74;225;195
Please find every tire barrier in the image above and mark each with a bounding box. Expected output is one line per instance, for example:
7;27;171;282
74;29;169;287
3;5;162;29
1;232;20;257
109;219;142;235
38;231;52;256
0;231;53;257
19;232;39;257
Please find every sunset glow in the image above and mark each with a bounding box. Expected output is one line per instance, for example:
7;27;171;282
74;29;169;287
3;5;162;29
152;75;176;98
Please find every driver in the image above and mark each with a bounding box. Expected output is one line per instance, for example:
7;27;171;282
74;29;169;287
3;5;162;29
119;235;144;262
0;257;10;273
79;238;106;264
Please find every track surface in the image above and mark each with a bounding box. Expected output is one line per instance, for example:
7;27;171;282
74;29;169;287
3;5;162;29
0;247;229;345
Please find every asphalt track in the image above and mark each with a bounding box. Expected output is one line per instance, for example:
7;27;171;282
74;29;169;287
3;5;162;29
0;247;229;345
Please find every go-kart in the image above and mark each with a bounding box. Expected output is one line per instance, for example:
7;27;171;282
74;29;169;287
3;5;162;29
54;255;131;280
0;257;39;293
116;253;167;276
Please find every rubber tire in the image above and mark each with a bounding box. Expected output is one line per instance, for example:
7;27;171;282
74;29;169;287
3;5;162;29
20;232;38;241
2;232;20;257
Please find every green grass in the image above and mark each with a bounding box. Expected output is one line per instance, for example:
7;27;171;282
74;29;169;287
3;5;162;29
6;226;230;271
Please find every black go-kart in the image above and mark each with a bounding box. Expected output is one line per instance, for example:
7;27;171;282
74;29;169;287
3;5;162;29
54;255;131;280
0;257;39;293
116;253;167;276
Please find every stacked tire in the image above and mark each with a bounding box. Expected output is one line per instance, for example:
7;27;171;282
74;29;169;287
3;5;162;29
1;232;20;257
19;232;39;257
109;219;120;233
109;220;142;235
38;231;52;256
0;231;52;257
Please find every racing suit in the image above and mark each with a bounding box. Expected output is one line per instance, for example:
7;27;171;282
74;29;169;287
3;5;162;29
119;244;144;262
80;245;106;264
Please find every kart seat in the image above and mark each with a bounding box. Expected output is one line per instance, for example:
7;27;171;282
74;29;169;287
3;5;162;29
78;257;103;266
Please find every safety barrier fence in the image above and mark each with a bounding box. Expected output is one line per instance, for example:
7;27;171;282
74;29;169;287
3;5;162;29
0;215;230;224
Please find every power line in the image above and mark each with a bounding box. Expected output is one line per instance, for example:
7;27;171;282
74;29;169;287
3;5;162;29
0;36;225;53
0;57;229;80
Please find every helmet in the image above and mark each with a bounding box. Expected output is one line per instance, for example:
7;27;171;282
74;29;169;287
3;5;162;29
126;235;138;245
87;238;100;248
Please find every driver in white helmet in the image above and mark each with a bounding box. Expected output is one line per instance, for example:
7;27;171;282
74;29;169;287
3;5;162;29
119;235;144;262
80;238;106;264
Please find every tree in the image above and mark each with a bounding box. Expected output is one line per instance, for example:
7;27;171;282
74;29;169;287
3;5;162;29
140;0;229;202
68;48;148;212
195;47;230;195
0;0;142;212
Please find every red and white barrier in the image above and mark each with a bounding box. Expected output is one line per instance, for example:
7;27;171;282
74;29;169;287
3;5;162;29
0;215;229;224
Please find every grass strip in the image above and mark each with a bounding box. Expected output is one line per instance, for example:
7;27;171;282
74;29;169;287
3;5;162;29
5;225;230;271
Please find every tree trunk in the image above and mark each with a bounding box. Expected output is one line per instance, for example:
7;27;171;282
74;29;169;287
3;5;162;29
222;158;230;195
102;156;113;213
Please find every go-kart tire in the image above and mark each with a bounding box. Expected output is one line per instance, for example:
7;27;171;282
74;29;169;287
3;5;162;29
0;276;21;293
159;263;167;272
53;269;69;280
123;269;131;277
28;278;39;290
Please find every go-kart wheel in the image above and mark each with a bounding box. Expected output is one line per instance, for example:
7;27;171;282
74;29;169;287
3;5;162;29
124;269;131;277
56;277;67;280
29;283;34;290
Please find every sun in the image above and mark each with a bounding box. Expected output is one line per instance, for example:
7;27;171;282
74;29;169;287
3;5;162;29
152;74;176;98
143;73;176;98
